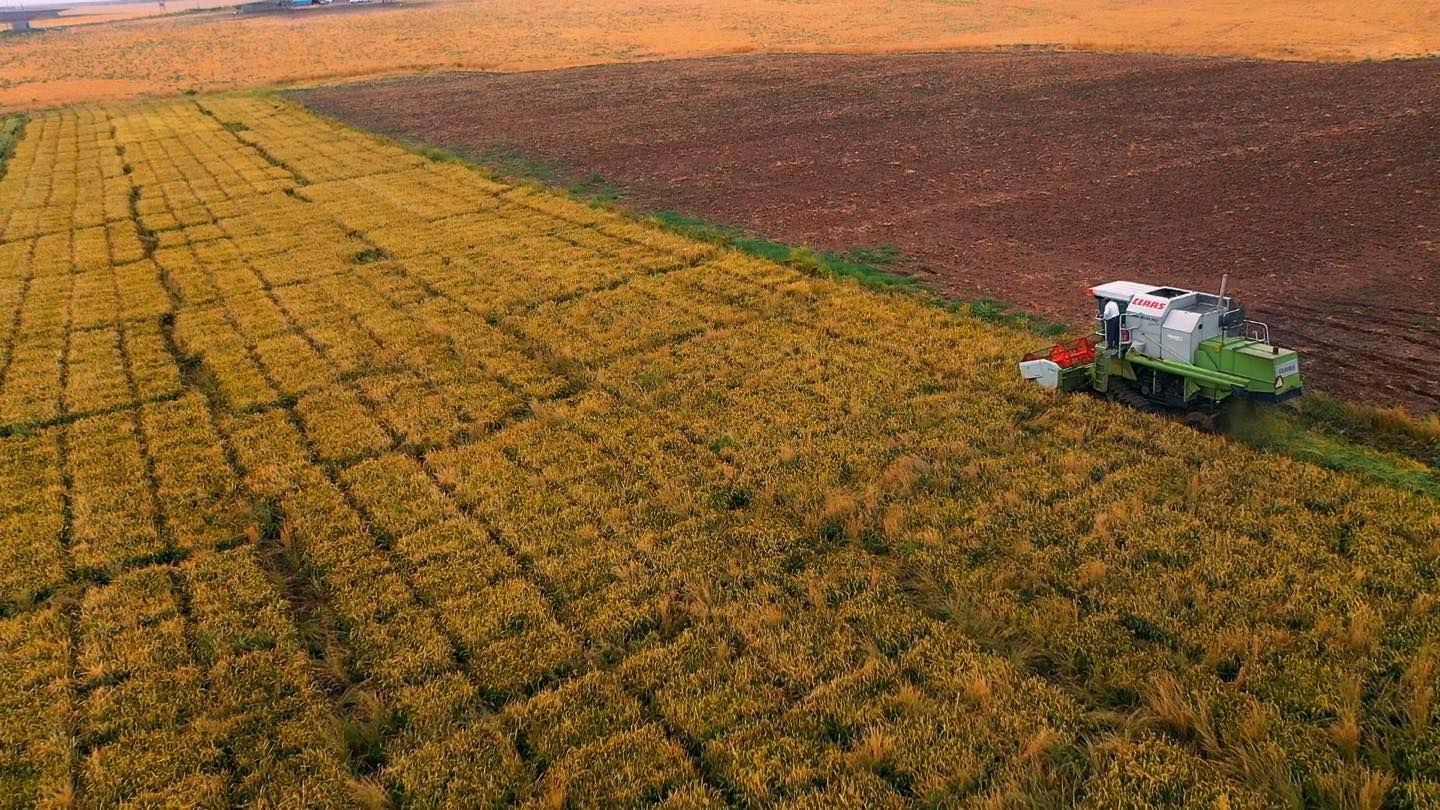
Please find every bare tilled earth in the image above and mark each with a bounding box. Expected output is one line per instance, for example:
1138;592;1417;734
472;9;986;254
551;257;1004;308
295;53;1440;412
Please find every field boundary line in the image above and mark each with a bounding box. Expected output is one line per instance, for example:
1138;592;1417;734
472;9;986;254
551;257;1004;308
413;425;742;806
140;202;392;796
52;387;84;807
158;184;527;791
298;172;747;800
50;171;87;805
192;99;311;186
0;235;39;404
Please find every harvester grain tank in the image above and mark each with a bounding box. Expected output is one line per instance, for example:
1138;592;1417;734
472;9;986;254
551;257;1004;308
1019;276;1303;427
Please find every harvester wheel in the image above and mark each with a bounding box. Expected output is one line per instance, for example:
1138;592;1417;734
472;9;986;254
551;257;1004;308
1108;383;1155;413
1211;408;1232;434
1183;411;1221;434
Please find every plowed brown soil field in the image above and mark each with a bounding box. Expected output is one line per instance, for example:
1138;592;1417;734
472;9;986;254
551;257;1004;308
296;52;1440;412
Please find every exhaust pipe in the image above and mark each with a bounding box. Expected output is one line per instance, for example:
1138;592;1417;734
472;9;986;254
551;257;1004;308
1215;273;1229;313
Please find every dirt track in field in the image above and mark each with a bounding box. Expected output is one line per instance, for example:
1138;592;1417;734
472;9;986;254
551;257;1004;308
295;53;1440;412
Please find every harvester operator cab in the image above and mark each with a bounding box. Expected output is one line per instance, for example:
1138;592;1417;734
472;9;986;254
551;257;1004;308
1089;281;1249;353
1090;280;1150;351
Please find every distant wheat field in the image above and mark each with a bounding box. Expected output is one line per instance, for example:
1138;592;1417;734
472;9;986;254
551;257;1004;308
1;0;1438;108
0;96;1438;807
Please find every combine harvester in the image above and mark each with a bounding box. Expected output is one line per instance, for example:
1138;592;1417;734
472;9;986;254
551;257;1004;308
1020;276;1303;431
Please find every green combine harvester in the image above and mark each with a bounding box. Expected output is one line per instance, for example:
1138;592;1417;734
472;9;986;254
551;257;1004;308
1020;276;1303;430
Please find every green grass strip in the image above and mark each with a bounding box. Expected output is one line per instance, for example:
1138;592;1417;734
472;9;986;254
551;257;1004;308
1231;402;1440;498
1285;392;1440;469
648;209;914;289
646;210;1069;336
389;130;1067;336
0;115;27;183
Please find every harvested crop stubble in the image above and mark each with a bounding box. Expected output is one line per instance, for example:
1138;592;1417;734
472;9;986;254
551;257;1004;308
0;94;1436;808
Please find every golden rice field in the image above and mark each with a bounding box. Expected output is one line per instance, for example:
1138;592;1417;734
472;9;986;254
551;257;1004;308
1;97;1438;808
